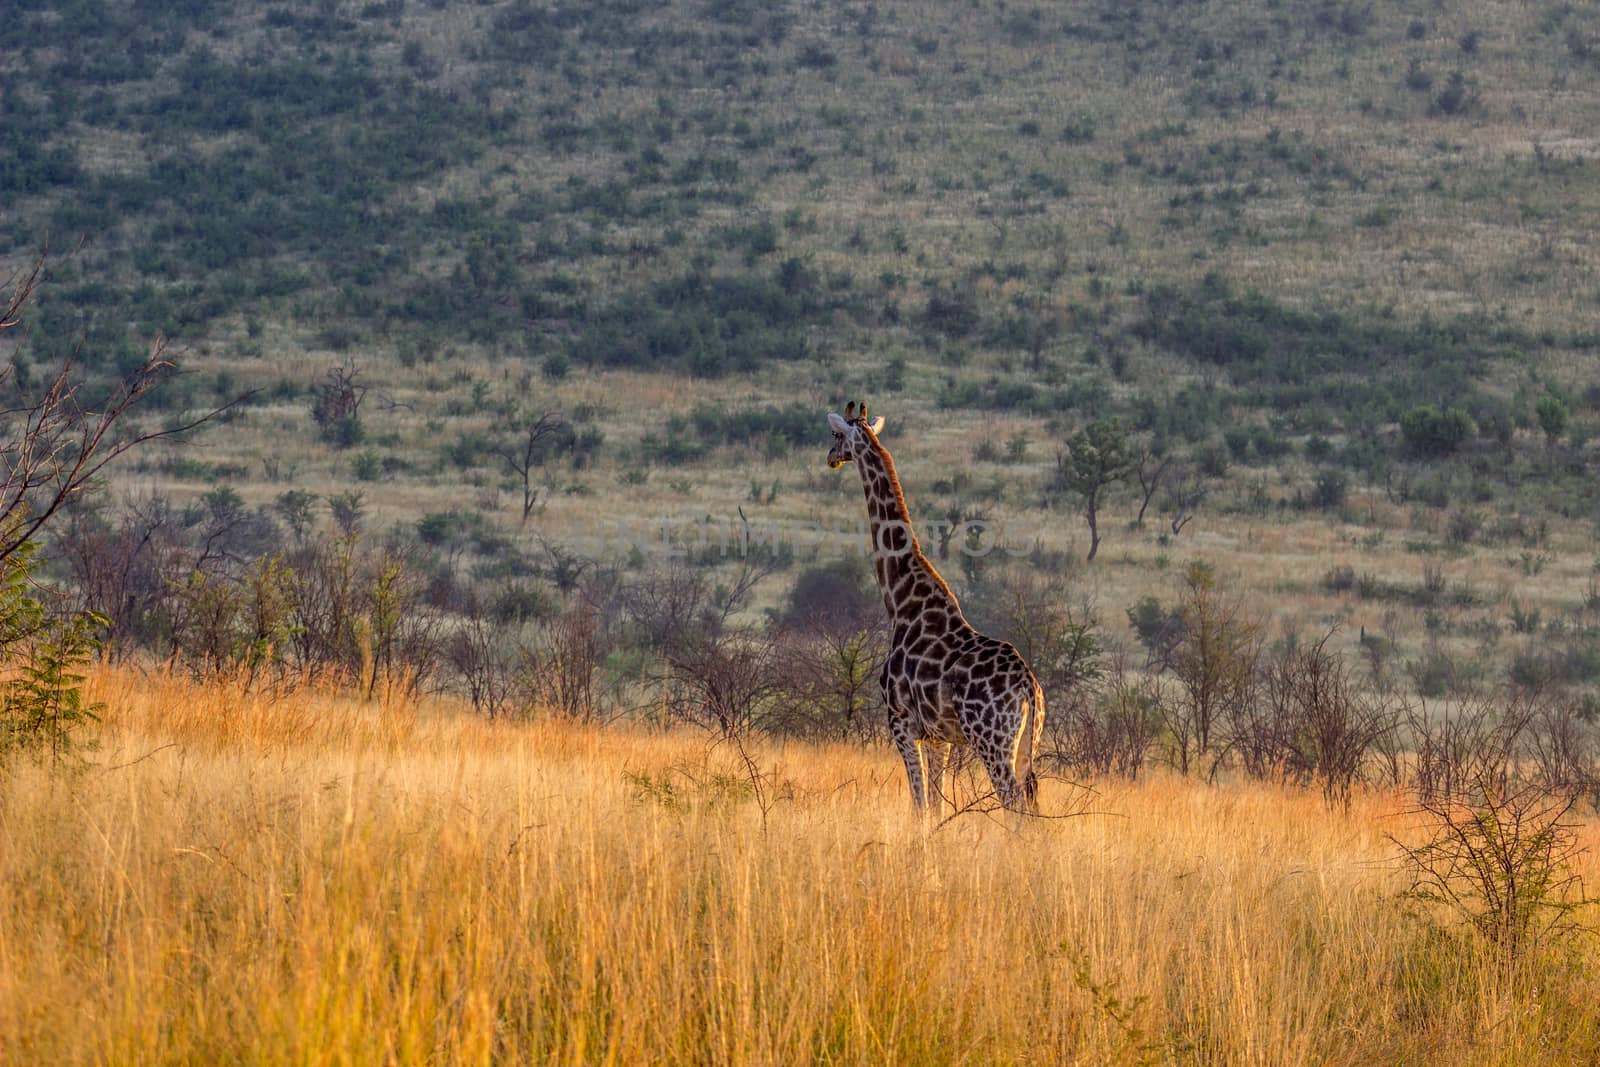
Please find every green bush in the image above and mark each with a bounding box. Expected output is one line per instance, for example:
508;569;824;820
352;448;382;482
1400;404;1475;457
1536;394;1569;445
0;537;105;766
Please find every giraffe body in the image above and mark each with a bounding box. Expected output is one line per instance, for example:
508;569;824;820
828;404;1045;814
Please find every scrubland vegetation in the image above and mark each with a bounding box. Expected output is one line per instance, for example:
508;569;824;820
6;0;1600;693
7;2;1600;415
5;0;1600;1060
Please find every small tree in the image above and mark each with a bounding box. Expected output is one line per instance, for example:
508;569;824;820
0;534;106;765
1055;418;1134;561
1161;562;1262;776
1536;394;1569;459
492;409;566;525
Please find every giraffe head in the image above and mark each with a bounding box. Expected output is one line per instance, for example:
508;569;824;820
826;400;886;469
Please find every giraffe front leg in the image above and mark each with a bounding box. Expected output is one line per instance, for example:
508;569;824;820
921;740;950;818
890;715;926;811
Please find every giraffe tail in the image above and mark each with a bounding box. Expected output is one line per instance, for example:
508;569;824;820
1020;679;1044;813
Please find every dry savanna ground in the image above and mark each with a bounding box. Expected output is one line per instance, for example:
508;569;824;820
1;667;1597;1065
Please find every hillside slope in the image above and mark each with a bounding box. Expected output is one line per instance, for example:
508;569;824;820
4;0;1600;657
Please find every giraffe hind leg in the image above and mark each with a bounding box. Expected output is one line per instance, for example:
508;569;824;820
890;715;926;810
975;737;1024;813
1018;684;1044;814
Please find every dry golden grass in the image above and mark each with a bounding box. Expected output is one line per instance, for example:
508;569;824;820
1;667;1597;1064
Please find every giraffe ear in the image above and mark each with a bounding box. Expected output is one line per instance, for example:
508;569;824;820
866;416;886;436
827;412;849;434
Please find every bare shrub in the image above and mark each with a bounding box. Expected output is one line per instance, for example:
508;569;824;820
766;622;888;741
1243;631;1400;807
523;587;607;722
445;584;608;722
623;564;721;654
1049;661;1162;780
1159;562;1262;776
445;609;521;719
1226;653;1301;782
1394;771;1591;962
57;494;186;657
663;631;781;738
1524;695;1600;805
1407;693;1535;803
625;552;777;736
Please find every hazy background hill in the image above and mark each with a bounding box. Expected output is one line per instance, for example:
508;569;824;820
5;0;1600;662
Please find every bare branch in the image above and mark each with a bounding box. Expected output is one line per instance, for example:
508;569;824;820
492;410;565;525
1133;442;1172;529
1;305;247;567
1;253;45;334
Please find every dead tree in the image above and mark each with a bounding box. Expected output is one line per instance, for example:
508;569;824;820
1165;468;1209;537
493;410;565;525
1133;442;1173;529
310;362;366;447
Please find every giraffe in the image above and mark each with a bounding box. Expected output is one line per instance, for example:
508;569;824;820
827;401;1045;815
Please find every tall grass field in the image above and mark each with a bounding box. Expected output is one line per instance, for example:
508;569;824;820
1;668;1596;1064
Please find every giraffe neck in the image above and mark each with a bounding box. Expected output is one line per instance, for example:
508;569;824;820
853;433;963;625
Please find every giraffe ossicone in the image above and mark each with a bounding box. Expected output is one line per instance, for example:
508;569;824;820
826;401;1045;815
